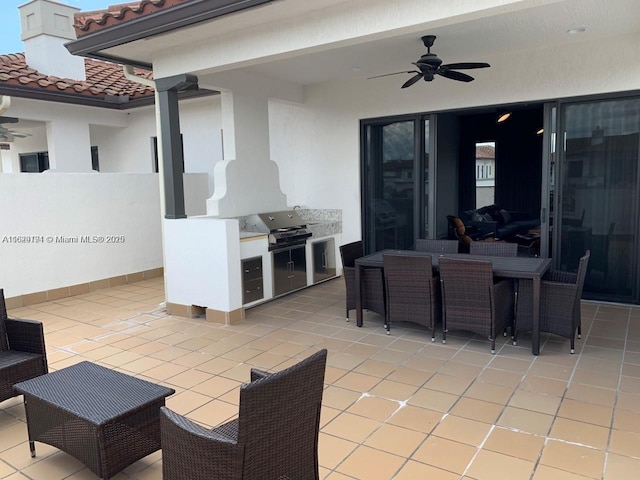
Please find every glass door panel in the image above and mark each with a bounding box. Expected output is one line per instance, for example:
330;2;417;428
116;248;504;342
363;120;416;253
559;97;640;302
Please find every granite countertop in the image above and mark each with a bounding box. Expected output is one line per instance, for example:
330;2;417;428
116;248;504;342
240;232;267;240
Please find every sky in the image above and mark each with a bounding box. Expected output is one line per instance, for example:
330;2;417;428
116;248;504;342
0;0;117;54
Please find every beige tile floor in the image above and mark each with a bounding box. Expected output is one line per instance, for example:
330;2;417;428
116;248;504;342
1;277;640;479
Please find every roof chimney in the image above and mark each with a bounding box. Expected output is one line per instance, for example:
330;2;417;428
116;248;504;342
19;0;85;80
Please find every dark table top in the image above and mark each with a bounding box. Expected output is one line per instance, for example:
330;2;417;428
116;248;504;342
14;361;175;425
355;250;551;280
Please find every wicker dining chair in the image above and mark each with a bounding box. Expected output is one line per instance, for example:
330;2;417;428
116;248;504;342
469;241;518;257
438;257;514;354
160;349;327;480
515;251;590;353
415;239;459;253
383;254;440;339
339;241;385;322
0;288;48;403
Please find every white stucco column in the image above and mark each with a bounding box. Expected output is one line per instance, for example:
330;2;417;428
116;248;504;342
204;70;300;217
45;118;93;172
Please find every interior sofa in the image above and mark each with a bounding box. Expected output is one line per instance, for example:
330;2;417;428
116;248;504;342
461;204;539;241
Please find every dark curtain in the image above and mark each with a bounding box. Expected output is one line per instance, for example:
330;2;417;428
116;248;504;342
495;109;543;216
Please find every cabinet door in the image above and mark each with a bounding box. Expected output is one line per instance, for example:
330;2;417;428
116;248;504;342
290;246;308;291
272;250;291;297
312;238;337;283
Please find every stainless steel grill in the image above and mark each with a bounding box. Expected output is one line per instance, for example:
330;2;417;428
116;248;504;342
246;210;312;251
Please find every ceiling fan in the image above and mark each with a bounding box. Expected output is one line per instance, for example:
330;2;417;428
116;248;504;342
0;117;31;142
369;35;490;88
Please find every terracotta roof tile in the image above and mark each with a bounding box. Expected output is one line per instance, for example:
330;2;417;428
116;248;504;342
476;145;495;159
0;52;154;102
74;0;193;37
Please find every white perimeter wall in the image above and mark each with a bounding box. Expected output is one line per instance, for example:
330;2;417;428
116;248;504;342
0;173;162;297
90;96;223;195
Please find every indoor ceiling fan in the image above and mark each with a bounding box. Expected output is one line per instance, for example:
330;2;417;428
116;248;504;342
369;35;490;88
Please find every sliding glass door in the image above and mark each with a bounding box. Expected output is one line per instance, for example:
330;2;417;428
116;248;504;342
362;116;430;253
558;96;640;302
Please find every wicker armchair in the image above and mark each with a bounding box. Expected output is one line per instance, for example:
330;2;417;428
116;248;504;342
469;241;518;257
438;258;514;354
415;239;459;253
515;251;590;353
383;254;440;339
339;241;385;321
160;349;327;480
0;288;48;403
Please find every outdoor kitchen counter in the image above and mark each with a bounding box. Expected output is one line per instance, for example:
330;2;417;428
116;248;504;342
240;232;267;241
307;220;341;238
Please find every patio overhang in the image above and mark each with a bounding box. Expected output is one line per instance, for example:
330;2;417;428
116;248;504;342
65;0;276;69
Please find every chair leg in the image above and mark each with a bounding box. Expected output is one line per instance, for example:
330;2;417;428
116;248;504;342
512;326;518;346
577;324;581;339
346;308;349;322
570;336;575;354
491;336;496;355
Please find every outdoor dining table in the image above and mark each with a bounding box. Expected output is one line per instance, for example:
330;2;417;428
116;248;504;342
354;250;552;355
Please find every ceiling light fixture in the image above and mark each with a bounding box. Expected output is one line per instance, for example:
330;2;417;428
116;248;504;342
536;128;544;135
567;27;587;34
496;111;512;124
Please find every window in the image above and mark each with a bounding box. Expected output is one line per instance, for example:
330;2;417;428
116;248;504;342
91;146;99;171
475;141;495;206
19;152;49;172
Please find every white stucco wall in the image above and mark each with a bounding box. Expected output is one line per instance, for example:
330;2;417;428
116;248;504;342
268;33;640;245
164;217;242;312
0;173;162;297
90;95;222;191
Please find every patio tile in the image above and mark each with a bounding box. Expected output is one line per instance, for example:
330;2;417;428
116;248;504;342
346;395;399;421
482;427;544;461
363;423;426;456
465;449;535;480
497;407;555;436
394;460;459;480
604;453;640;479
431;415;492;446
549;417;610;449
2;279;639;480
411;436;477;475
539;439;605;479
335;445;404;480
322;412;381;443
448;397;504;424
387;405;442;433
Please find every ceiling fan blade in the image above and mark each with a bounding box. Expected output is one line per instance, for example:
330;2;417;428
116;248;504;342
368;70;419;80
440;62;490;70
437;69;475;82
401;73;424;89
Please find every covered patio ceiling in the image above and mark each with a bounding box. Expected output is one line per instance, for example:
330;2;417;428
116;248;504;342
71;0;640;86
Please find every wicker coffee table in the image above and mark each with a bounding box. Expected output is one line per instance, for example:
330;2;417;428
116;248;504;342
14;361;175;480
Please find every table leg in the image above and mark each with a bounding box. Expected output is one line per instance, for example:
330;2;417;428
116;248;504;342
355;263;363;327
532;277;541;355
29;441;35;458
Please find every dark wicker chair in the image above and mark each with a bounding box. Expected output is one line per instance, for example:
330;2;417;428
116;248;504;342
415;239;459;253
339;241;385;321
0;288;48;403
383;254;440;339
438;257;514;353
160;349;327;480
469;241;518;257
515;251;590;353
